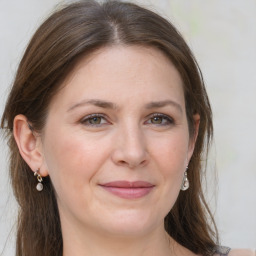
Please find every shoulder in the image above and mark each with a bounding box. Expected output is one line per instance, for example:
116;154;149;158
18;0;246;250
213;246;255;256
228;248;256;256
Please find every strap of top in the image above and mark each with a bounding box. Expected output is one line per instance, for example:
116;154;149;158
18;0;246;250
215;246;231;256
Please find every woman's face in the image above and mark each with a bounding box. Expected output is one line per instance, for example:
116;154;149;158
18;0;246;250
40;46;198;237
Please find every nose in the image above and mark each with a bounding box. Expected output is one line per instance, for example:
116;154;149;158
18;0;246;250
111;125;149;169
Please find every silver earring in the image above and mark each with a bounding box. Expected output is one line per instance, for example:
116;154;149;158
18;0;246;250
34;169;43;191
181;166;189;191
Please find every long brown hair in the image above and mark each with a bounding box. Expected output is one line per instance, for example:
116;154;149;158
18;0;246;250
1;1;217;255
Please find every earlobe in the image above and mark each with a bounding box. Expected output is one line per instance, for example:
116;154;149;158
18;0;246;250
13;114;47;176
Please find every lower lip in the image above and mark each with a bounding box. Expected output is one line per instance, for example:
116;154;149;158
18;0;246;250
100;186;154;199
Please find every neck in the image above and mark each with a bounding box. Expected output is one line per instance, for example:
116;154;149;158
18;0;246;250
62;220;175;256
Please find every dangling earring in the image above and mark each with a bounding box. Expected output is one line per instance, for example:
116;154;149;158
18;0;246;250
34;169;43;191
181;166;189;191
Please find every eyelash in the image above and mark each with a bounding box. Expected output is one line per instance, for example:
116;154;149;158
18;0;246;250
80;113;174;127
146;113;174;126
80;114;109;127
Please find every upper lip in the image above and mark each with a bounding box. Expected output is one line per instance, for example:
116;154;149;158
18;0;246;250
100;181;154;188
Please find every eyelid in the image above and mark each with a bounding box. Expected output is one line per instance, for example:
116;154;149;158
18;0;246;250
80;113;110;126
145;113;174;125
79;112;174;127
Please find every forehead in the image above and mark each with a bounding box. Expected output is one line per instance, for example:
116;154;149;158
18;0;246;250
52;45;185;110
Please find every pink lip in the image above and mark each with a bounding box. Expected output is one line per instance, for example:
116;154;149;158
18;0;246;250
100;181;155;199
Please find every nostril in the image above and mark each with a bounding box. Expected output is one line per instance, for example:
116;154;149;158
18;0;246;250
141;160;147;165
117;160;132;167
111;144;149;168
123;159;148;169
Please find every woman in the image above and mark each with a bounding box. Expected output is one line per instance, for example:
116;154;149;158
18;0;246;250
1;1;254;256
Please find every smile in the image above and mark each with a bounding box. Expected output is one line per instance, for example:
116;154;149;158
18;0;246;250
99;181;155;199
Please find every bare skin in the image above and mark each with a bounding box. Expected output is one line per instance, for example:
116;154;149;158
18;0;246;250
227;249;256;256
13;45;254;256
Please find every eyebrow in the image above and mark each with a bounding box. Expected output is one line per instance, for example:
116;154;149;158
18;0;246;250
67;99;117;112
67;99;182;113
145;100;182;113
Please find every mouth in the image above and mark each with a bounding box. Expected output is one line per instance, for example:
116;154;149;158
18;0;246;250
99;181;155;199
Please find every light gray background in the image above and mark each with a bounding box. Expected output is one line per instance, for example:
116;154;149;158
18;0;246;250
1;0;255;254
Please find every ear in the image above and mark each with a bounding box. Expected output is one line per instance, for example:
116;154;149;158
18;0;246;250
187;113;200;162
13;114;48;177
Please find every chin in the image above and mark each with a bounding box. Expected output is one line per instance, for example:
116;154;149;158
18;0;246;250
94;208;163;237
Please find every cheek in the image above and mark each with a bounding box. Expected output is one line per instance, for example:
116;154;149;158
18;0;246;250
149;131;189;173
148;132;189;199
42;127;109;192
